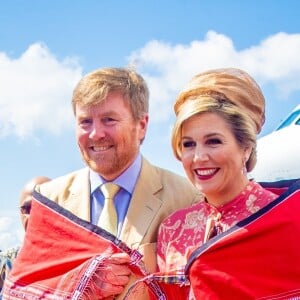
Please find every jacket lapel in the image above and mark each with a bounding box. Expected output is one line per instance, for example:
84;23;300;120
64;168;91;221
120;158;162;249
58;162;162;247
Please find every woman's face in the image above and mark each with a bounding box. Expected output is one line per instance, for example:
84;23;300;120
180;112;250;206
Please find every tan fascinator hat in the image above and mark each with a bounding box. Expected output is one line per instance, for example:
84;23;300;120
174;68;265;134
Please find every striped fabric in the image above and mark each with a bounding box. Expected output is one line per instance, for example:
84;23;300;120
2;191;163;300
185;179;300;299
125;179;300;300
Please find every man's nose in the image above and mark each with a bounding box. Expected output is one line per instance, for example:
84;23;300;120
89;121;106;139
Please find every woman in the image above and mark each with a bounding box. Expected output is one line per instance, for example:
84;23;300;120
157;68;277;271
156;68;300;299
123;68;300;300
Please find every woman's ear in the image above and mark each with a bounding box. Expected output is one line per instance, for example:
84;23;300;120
244;146;252;163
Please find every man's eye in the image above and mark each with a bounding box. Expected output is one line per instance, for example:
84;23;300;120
20;201;32;215
103;117;117;124
80;119;92;126
182;141;195;148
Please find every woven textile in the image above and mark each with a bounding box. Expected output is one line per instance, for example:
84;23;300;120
2;190;164;300
185;179;300;299
124;179;300;299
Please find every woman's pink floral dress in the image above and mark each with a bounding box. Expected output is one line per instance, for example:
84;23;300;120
157;181;277;272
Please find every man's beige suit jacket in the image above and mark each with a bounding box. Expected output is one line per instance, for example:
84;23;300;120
36;157;200;299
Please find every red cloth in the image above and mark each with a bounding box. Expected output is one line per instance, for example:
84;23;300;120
157;181;277;272
123;271;190;300
2;191;163;300
124;180;300;300
185;180;300;299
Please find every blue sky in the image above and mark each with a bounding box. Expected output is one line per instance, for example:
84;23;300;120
1;0;300;249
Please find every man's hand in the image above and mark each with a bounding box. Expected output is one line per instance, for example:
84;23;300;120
94;252;131;299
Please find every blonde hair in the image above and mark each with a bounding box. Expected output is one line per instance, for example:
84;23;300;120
172;96;258;172
72;67;149;120
174;68;265;134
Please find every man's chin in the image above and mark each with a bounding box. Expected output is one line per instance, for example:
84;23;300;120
89;163;117;179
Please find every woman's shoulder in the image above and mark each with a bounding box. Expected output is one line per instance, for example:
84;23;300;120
161;198;206;227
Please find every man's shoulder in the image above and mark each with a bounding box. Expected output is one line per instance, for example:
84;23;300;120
36;168;88;195
144;159;191;185
50;168;88;183
158;167;190;184
142;158;199;194
142;157;179;175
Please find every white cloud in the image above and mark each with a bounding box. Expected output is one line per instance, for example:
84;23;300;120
128;31;300;122
0;43;82;139
2;32;300;138
0;215;23;250
0;216;13;231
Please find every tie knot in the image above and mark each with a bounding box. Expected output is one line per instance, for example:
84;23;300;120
100;182;120;199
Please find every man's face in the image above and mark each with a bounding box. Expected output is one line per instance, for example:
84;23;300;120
19;193;31;230
75;91;148;180
19;177;51;230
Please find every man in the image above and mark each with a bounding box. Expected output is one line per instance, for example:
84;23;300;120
0;176;50;296
34;67;199;299
19;176;51;230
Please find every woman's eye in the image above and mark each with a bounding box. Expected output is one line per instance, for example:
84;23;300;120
207;138;222;145
182;141;195;148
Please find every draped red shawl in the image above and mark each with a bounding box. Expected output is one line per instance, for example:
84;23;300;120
185;179;300;299
3;180;300;299
2;190;164;300
125;179;300;300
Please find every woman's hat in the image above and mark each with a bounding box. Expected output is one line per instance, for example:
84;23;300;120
174;68;265;133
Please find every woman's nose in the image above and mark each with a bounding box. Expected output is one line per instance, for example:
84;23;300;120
193;146;209;162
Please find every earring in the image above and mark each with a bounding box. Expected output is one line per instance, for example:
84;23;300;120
242;158;247;175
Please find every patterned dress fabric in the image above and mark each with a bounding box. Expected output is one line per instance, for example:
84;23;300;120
185;179;300;299
125;180;300;299
157;181;277;272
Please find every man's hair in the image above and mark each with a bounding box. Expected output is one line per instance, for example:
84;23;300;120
72;67;149;120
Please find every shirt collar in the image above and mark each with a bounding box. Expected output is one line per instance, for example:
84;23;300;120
204;181;256;215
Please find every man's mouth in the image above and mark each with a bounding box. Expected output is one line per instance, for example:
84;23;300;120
91;145;112;152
